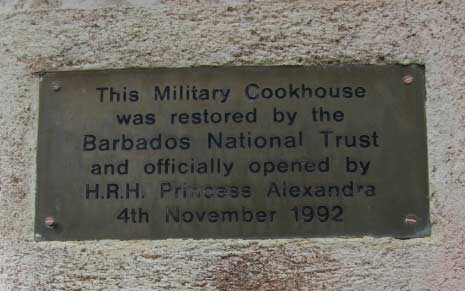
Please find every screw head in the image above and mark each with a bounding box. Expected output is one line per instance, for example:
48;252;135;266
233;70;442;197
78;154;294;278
402;74;414;85
51;81;61;91
404;214;418;225
44;216;56;228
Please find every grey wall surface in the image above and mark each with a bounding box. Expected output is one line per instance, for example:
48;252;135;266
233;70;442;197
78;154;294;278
0;0;464;290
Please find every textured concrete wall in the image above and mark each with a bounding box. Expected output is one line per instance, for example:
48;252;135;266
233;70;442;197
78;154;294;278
0;0;464;290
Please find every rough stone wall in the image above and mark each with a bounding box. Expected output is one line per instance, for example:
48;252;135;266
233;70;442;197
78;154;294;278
0;0;464;290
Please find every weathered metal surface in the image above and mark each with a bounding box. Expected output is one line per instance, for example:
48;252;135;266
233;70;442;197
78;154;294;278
35;65;429;240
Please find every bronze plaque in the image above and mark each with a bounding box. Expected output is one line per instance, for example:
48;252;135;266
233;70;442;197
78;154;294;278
35;65;430;240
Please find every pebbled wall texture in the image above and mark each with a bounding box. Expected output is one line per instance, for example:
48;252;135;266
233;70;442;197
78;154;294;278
0;0;464;290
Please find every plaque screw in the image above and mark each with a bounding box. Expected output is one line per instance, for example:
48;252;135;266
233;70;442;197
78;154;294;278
404;214;418;225
402;74;414;85
44;216;56;228
51;81;61;91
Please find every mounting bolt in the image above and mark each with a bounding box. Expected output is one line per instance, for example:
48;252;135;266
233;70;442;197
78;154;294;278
44;216;56;228
51;81;61;92
402;74;414;85
404;214;418;226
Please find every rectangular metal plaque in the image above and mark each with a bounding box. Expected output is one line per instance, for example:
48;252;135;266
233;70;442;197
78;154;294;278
36;65;430;240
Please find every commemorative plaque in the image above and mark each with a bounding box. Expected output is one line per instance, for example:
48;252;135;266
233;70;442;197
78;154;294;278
35;65;430;240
